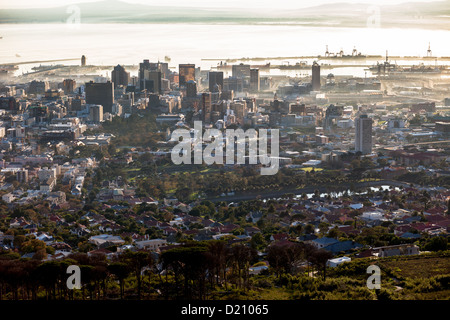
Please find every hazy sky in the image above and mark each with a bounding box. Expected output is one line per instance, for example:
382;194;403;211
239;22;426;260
0;0;445;9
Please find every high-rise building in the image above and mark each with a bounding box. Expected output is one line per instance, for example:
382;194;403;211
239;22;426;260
230;100;247;124
410;102;435;113
250;68;260;92
16;169;28;183
232;63;251;78
111;65;130;88
208;71;223;92
0;97;19;112
202;92;212;123
179;64;195;87
312;61;321;91
81;55;86;66
28;80;50;94
85;81;114;113
61;79;76;94
186;80;197;98
289;103;306;115
139;59;152;88
89;105;103;123
158;62;169;79
139;60;168;92
142;70;162;94
70;96;85;112
224;77;244;92
355;114;372;154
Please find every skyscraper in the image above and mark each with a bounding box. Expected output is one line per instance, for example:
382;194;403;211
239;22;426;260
143;71;162;94
89;105;104;123
250;68;260;92
111;65;130;88
232;63;251;78
355;115;372;154
186;80;197;98
81;55;86;66
85;81;114;113
179;64;195;87
312;61;321;91
61;79;76;94
208;71;223;92
202;92;212;123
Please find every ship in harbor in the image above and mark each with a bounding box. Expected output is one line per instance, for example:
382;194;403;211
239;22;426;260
368;52;447;75
0;64;19;71
215;62;271;71
368;52;401;74
318;46;381;60
368;44;449;75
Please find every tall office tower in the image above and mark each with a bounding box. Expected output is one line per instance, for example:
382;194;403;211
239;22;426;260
312;61;321;91
111;65;130;88
81;55;86;66
16;169;28;183
230;101;247;124
158;62;169;79
141;70;162;94
85;81;114;113
289;103;306;115
224;77;244;92
232;63;251;78
70;96;85;112
250;68;260;92
179;64;195;87
89;105;104;123
28;80;50;94
355;114;372;154
202;92;212;123
186;80;197;98
139;59;151;88
61;79;76;94
208;71;224;92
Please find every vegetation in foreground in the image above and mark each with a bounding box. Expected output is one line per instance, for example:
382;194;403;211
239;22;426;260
0;241;448;300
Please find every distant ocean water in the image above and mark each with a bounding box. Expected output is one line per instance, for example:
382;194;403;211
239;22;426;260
1;23;450;77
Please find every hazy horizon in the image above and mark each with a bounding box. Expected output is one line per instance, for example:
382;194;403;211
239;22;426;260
0;0;446;10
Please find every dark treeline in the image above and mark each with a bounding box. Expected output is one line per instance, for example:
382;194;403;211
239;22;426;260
0;240;333;300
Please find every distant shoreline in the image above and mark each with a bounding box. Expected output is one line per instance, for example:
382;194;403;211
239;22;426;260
0;21;449;31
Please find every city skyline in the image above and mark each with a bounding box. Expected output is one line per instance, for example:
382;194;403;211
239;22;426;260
0;0;449;308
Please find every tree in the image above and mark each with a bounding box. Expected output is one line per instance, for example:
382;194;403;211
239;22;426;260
310;249;333;281
121;250;152;300
250;233;266;250
160;244;209;299
108;262;130;299
267;243;305;278
229;244;256;291
207;240;229;288
189;205;210;217
424;236;448;252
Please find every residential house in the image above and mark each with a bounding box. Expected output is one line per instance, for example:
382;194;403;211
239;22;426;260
309;237;339;249
2;193;15;203
88;234;124;247
135;239;167;251
322;240;363;254
327;256;351;267
70;224;91;237
40;177;56;193
270;233;289;242
245;226;261;237
88;248;114;259
372;244;420;258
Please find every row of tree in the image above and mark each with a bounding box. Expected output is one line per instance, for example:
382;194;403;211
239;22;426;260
0;239;336;300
